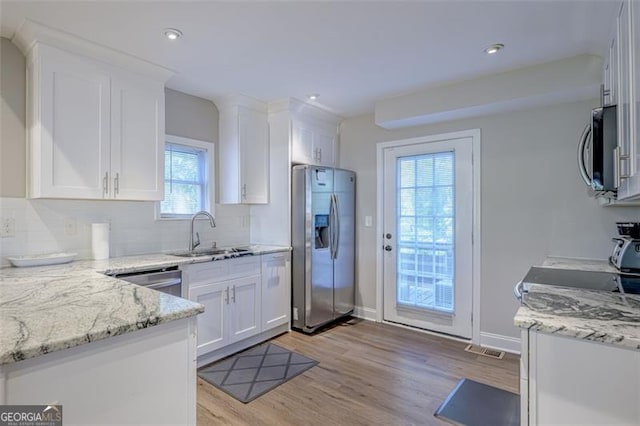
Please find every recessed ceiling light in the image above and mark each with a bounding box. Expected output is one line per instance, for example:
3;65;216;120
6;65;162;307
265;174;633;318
164;28;183;40
307;94;319;101
484;43;504;55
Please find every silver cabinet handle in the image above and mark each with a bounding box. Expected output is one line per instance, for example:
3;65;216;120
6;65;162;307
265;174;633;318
225;287;229;305
614;146;620;188
241;184;247;199
318;148;322;161
114;172;120;196
231;285;236;303
103;172;109;196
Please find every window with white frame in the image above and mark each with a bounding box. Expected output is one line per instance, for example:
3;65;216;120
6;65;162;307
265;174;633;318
159;135;214;218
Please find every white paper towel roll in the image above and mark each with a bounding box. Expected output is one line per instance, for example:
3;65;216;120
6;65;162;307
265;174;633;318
91;223;110;260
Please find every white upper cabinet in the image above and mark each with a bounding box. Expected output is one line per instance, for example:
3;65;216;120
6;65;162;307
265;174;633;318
615;0;640;199
33;45;111;199
632;0;640;194
291;118;337;167
16;22;172;200
219;97;269;204
603;35;617;106
110;73;164;200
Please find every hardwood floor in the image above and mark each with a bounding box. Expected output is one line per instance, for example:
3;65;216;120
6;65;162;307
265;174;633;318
197;319;519;425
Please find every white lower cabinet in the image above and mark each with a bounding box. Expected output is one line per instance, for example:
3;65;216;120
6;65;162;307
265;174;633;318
521;330;640;425
261;252;291;329
183;252;290;362
188;281;228;356
227;275;261;342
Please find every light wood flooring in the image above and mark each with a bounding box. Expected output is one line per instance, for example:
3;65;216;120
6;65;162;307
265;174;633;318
197;318;519;425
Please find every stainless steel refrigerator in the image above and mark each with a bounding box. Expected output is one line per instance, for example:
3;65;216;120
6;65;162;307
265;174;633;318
291;165;355;333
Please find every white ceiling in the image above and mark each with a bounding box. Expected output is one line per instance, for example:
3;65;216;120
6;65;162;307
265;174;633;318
0;0;620;117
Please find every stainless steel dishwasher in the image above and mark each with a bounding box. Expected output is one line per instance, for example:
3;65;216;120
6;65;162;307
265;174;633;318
112;266;183;297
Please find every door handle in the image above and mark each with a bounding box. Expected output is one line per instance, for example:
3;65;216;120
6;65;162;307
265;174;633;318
384;245;392;252
231;285;236;303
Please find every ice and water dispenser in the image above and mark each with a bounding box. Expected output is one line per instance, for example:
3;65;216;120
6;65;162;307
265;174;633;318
315;214;330;249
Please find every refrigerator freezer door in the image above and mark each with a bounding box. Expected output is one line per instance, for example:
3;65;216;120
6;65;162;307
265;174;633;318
333;169;356;316
308;167;334;327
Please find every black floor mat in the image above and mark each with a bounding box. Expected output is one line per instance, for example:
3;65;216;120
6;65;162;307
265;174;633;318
434;378;520;426
198;343;318;403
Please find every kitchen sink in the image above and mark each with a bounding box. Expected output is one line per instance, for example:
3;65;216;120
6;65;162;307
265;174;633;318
171;247;252;258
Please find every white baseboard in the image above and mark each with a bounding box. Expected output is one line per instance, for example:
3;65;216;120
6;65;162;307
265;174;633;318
479;331;521;355
353;306;377;321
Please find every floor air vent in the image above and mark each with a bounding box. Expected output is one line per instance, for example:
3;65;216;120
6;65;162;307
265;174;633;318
464;344;505;360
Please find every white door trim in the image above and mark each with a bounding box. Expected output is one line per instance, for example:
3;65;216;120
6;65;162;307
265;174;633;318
375;129;481;344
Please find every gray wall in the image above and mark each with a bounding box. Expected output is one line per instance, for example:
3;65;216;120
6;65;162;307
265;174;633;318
165;88;217;143
0;37;26;197
340;99;640;339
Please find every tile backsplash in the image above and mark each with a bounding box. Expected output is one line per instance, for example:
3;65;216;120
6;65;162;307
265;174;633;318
0;197;250;267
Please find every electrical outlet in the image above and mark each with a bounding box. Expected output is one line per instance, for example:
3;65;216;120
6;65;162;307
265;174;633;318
64;219;77;236
1;218;15;238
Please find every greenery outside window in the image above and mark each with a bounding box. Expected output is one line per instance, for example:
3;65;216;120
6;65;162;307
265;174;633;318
158;135;215;219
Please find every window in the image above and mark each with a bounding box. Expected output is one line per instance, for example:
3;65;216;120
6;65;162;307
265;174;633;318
396;151;455;312
159;135;214;219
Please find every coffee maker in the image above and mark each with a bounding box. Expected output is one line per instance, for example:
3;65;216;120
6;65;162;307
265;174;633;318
610;222;640;273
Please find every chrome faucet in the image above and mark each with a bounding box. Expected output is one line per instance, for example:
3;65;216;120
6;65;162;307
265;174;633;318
190;211;216;252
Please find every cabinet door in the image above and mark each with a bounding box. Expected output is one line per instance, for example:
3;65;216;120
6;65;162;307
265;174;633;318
617;1;633;198
239;108;269;203
291;120;315;164
110;74;164;200
291;119;337;166
529;332;640;424
228;275;262;343
313;125;337;166
261;252;291;330
36;45;110;199
632;0;640;195
189;282;229;356
609;35;618;106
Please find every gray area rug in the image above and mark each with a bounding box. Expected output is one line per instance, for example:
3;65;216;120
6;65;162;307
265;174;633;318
198;343;318;403
434;378;520;426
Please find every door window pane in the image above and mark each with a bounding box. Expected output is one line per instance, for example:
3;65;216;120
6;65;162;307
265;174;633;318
396;151;455;312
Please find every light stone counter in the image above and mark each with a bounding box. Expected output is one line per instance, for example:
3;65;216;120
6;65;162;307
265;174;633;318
541;256;619;273
0;245;290;365
514;257;640;351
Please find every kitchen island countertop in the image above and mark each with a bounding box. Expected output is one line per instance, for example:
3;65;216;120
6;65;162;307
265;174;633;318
0;245;291;365
514;257;640;351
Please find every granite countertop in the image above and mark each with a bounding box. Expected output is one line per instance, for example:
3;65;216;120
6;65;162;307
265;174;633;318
0;245;290;365
514;257;640;351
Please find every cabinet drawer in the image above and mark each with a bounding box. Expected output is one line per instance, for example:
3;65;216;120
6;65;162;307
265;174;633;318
227;256;261;278
182;256;261;287
182;261;230;286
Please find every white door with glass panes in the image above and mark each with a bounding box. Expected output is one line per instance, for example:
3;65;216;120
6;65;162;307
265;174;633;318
382;136;474;339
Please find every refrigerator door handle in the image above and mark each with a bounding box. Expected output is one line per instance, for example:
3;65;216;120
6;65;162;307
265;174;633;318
329;193;336;259
333;193;340;259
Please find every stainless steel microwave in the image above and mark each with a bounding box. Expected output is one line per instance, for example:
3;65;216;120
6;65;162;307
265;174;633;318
578;105;617;192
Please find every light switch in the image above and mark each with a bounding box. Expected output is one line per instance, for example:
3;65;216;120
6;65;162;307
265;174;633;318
364;216;373;227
